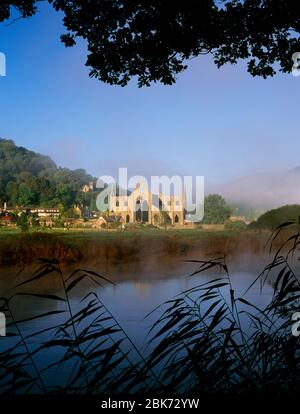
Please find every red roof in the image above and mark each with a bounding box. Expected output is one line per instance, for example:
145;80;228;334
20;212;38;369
0;215;15;222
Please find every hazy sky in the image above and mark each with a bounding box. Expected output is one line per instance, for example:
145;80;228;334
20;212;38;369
0;3;299;186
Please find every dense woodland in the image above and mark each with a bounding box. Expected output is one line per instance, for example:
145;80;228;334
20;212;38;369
0;138;97;210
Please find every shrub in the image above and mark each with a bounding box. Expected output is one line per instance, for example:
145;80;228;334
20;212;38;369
224;219;247;231
107;220;122;229
17;212;30;232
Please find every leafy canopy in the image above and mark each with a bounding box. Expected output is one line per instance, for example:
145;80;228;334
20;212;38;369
1;1;300;86
0;138;95;209
249;204;300;230
202;194;232;224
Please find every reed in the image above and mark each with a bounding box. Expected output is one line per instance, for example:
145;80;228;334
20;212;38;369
0;222;300;395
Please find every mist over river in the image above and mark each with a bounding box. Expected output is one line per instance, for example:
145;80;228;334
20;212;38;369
0;248;276;348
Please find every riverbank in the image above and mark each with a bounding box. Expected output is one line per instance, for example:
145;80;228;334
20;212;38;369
0;227;274;267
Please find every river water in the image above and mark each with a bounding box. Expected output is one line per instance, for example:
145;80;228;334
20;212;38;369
0;252;276;344
0;252;281;391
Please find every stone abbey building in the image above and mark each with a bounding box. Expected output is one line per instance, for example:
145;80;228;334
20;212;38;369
110;184;185;225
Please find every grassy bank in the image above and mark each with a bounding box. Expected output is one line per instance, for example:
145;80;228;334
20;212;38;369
0;226;272;266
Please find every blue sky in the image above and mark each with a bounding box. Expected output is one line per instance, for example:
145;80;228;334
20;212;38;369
0;2;299;186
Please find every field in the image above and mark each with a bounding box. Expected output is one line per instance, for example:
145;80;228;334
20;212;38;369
0;225;272;267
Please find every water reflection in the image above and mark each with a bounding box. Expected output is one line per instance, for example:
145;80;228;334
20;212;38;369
0;252;285;393
0;253;276;350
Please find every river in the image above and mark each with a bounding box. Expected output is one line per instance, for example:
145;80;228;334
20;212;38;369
0;251;285;392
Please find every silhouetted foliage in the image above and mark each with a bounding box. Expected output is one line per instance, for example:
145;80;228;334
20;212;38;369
1;1;300;86
0;1;36;22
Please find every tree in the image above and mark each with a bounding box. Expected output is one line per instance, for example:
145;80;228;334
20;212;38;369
0;139;95;208
55;183;76;210
17;212;30;232
17;183;38;206
154;211;171;230
1;1;300;87
249;204;300;230
202;194;232;224
0;1;36;22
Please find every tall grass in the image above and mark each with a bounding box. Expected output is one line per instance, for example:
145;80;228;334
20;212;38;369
1;222;300;395
0;260;150;394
